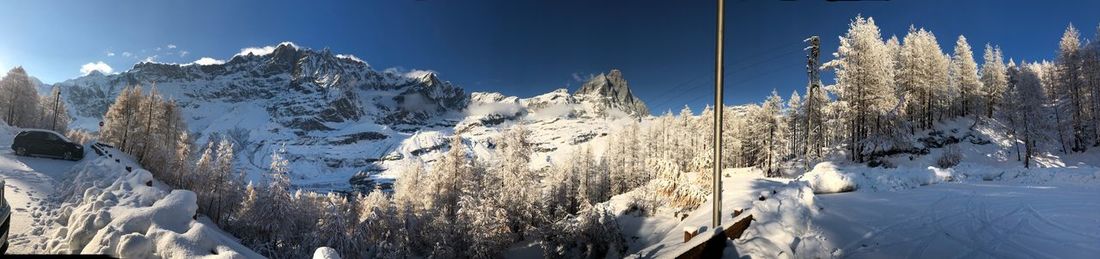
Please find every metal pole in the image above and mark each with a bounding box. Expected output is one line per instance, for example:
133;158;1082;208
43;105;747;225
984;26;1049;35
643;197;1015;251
712;0;725;229
51;88;60;131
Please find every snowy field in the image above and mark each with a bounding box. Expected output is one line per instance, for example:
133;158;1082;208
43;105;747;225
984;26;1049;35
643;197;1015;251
625;165;1100;258
815;181;1100;258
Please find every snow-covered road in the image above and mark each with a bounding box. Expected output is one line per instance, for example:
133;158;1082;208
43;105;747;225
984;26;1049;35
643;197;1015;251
815;182;1100;258
0;128;77;253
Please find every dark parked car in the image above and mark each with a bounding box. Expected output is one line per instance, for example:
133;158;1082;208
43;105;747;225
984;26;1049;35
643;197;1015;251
11;129;84;161
1;179;8;254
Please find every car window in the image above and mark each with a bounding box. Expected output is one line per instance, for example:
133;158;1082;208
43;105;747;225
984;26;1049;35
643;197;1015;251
53;132;73;143
44;132;60;141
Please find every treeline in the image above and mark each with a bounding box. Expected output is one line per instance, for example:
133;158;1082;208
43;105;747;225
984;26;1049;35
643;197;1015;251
0;67;71;132
98;85;249;238
708;16;1100;170
230;127;634;258
822;16;1100;167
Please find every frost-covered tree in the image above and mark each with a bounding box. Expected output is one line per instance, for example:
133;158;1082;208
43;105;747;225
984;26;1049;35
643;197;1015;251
426;135;468;221
1084;24;1100;145
315;193;358;258
954;35;983;118
100;86;142;151
759;90;785;176
787;91;803;160
38;86;70;132
493;125;539;239
823;15;898;162
981;44;1008;118
897;26;950;130
0;67;41;128
1056;24;1090;151
1013;63;1049;167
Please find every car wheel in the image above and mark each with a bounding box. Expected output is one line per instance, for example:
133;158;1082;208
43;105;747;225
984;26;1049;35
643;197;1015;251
64;151;73;160
14;147;26;156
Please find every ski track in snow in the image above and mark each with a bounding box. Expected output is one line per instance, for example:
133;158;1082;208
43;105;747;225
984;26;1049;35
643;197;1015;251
0;133;75;254
816;182;1100;259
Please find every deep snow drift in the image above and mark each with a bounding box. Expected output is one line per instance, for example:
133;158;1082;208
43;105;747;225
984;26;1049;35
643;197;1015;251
16;141;264;257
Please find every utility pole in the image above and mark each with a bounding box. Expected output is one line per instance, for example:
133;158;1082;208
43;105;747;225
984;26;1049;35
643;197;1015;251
712;0;725;229
51;88;61;131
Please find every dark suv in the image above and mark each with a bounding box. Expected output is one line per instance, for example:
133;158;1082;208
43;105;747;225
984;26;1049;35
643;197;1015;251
11;130;84;161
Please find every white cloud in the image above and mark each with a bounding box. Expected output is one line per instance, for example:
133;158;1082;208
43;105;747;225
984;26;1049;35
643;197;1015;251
122;52;133;57
238;46;276;56
572;72;583;82
179;50;189;57
167;44;177;49
190;57;225;66
236;42;298;57
404;69;437;79
335;54;367;65
142;55;158;63
80;61;113;75
107;52;116;57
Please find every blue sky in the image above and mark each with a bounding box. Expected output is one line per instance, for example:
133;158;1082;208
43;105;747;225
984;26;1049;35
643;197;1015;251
1;0;1098;114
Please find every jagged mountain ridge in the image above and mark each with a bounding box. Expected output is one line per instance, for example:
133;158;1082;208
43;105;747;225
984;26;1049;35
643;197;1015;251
575;69;650;117
49;43;651;191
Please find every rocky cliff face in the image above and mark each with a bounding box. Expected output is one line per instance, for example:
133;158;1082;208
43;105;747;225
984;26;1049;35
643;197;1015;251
53;42;468;189
574;69;649;117
58;43;466;133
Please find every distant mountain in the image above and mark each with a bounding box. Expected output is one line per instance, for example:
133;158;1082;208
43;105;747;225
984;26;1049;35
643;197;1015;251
574;69;649;117
50;42;651;192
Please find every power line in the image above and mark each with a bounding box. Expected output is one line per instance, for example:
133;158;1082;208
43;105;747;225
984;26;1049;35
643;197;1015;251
647;43;806;111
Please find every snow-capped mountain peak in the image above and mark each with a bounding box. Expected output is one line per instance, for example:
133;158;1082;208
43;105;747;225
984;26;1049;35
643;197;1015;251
48;42;654;192
574;69;650;117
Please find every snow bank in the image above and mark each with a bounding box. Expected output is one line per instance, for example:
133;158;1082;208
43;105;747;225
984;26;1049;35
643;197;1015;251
799;162;959;194
42;147;262;258
800;161;1099;194
735;181;836;258
799;162;858;194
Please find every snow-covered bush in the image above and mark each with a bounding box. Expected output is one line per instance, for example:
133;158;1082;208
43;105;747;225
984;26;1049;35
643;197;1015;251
936;144;962;168
65;129;96;145
539;203;627;259
313;247;341;259
800;162;859;193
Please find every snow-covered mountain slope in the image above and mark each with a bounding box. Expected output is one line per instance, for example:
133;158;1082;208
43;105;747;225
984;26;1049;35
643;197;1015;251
48;42;653;191
357;70;654;191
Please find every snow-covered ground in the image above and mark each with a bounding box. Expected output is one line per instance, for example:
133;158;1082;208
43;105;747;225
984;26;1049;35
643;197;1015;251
620;120;1100;258
815;180;1100;258
0;123;261;257
0;123;73;253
